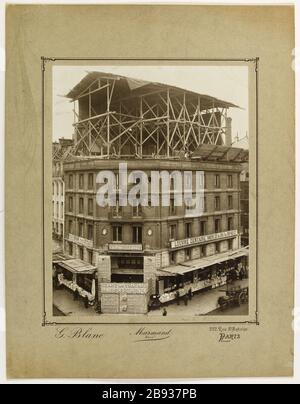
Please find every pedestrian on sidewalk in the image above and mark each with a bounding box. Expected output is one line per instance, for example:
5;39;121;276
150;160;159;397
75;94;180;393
162;308;167;316
188;288;193;300
184;294;188;306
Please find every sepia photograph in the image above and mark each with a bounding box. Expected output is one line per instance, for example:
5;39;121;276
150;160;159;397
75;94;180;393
51;64;250;318
4;2;296;382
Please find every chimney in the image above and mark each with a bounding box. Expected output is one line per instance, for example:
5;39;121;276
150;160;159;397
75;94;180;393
225;117;232;146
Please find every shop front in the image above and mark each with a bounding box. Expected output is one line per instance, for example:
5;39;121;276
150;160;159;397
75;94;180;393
110;255;144;283
154;247;249;305
54;258;97;306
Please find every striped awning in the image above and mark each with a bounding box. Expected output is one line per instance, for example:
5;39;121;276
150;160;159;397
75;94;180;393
161;248;249;276
58;259;96;275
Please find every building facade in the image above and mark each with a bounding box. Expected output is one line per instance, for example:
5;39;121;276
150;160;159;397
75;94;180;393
56;72;249;314
240;163;249;247
52;138;73;241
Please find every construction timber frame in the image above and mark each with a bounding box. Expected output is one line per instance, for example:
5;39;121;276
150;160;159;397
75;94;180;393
67;73;234;159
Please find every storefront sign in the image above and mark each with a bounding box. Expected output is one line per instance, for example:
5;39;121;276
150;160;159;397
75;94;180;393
108;243;143;252
68;234;93;249
170;230;238;249
100;282;148;295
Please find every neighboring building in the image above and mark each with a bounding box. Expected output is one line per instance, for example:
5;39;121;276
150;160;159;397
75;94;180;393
57;72;249;314
240;163;249;247
52;138;73;241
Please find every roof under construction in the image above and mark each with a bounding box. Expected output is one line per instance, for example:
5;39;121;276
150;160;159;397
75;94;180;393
61;71;244;160
66;71;239;110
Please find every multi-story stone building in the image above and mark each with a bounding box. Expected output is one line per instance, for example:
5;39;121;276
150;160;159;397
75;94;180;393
240;163;249;247
57;72;249;314
52;138;73;242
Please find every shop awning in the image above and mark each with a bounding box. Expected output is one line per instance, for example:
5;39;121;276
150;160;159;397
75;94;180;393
57;259;96;275
161;248;249;276
52;253;70;264
155;269;177;277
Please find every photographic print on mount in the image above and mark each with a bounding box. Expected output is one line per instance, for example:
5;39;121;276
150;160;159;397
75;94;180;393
48;62;256;324
6;4;294;379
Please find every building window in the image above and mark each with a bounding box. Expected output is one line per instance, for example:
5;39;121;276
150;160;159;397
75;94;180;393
215;174;220;188
112;199;122;217
200;220;207;235
228;174;233;188
61;202;63;219
69;174;73;189
79;174;84;189
79;247;84;261
202;196;207;212
199;172;206;189
169;224;177;240
185;223;192;238
186;195;196;212
215;242;221;254
79;198;84;214
78;222;84;238
170;177;175;192
185;248;192;261
201;245;206;257
118;258;143;269
60;223;63;236
113;226;122;242
69;220;73;234
215;218;221;233
69;242;73;256
228;217;233;231
170;199;176;215
56;202;59;218
228;195;233;209
132;226;142;244
228;239;234;250
132;204;142;217
115;173;119;189
88;199;94;216
88;173;94;190
87;224;94;241
215;196;221;211
88;250;93;265
170;252;176;265
69;196;73;212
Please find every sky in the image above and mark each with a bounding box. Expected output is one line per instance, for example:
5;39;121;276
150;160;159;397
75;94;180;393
53;65;249;149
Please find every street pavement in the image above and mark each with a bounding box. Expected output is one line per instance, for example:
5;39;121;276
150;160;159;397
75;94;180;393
53;288;99;317
148;279;249;317
53;279;249;317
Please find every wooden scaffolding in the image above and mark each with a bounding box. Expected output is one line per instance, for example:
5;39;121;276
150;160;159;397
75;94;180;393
66;72;237;159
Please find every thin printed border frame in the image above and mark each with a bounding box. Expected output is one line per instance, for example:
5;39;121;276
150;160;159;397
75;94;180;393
41;57;259;327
